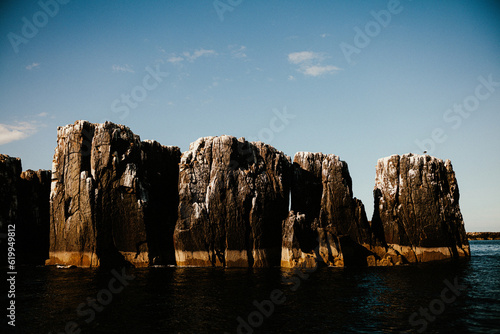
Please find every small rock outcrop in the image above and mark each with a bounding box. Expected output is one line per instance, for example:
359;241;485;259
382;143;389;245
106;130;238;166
173;136;291;267
47;121;180;268
0;155;51;265
282;152;384;268
371;154;470;262
467;232;500;240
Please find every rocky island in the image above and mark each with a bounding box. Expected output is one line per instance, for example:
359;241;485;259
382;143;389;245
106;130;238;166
467;232;500;240
0;121;471;268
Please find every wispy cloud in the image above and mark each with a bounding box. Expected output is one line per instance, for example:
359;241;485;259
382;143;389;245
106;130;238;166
112;64;135;73
229;45;247;59
183;49;217;62
167;56;184;64
288;51;340;77
166;48;218;64
301;65;340;76
25;62;40;70
37;112;49;117
320;33;330;38
288;51;324;64
0;122;38;145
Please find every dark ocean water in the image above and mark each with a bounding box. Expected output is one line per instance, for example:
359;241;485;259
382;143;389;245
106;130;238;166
8;240;500;333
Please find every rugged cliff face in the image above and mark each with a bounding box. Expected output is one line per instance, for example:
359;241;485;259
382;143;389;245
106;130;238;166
47;121;180;268
282;152;384;268
173;136;291;267
8;120;469;268
0;155;51;265
371;153;470;262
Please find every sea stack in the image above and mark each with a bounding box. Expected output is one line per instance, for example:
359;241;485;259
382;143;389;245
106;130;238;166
281;152;384;268
0;154;51;265
371;153;470;262
173;136;291;267
47;121;180;268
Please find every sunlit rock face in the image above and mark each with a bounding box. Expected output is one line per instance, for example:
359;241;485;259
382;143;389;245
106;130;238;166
0;155;51;265
371;153;470;263
282;152;384;268
47;121;180;268
173;135;291;267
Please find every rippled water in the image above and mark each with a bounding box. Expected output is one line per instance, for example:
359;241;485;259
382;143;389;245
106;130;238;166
11;241;500;333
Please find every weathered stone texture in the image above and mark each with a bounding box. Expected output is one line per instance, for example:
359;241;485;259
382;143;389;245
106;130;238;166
47;121;180;268
174;136;291;267
371;153;470;262
282;152;381;268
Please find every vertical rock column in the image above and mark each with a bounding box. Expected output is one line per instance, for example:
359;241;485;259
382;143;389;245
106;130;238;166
174;136;291;267
18;169;51;264
47;121;180;267
371;154;470;263
0;155;51;265
0;155;22;266
282;152;380;268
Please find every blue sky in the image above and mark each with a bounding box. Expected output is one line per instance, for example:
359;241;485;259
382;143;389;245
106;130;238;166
1;0;499;231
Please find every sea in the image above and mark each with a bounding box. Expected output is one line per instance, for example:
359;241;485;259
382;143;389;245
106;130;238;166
8;240;500;333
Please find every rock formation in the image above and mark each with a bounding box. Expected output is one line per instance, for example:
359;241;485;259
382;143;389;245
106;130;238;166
0;154;51;265
371;154;470;262
18;169;51;264
467;232;500;240
4;119;470;268
282;152;387;268
173;136;291;267
47;121;180;268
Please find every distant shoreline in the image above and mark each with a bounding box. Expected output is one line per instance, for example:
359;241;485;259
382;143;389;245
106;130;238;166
467;232;500;240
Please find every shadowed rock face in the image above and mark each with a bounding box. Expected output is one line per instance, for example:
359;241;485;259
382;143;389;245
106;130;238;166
174;136;291;267
18;169;51;264
0;155;51;265
371;154;470;262
0;155;21;235
47;121;180;268
282;152;381;268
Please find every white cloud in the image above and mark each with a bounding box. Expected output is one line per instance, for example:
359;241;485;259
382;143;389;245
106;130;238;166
288;51;340;77
112;64;134;73
320;33;330;38
288;75;296;81
300;65;340;77
167;56;184;64
25;62;40;70
37;112;49;117
229;45;247;59
288;51;323;64
183;49;217;62
0;122;38;145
